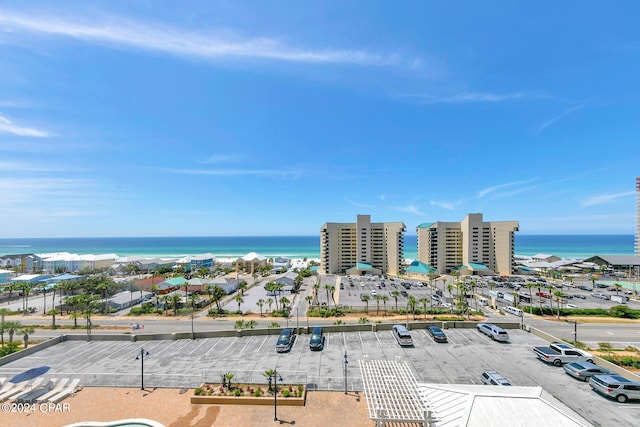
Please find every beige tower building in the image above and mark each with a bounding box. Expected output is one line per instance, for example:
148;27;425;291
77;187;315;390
416;213;519;276
320;215;406;276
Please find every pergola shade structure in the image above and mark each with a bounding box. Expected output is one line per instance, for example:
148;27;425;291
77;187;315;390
360;359;434;426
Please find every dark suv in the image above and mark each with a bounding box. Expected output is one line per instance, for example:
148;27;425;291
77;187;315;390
276;328;295;353
309;327;325;351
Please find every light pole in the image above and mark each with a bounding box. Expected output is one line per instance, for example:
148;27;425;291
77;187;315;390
567;320;577;347
343;351;349;394
267;369;283;422
296;307;299;335
135;348;150;390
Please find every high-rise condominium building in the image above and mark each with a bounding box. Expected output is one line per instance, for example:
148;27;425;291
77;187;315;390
416;213;519;276
320;215;406;276
636;177;640;256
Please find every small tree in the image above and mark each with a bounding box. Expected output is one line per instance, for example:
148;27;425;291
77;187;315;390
48;309;60;329
362;295;370;313
19;326;35;349
257;299;265;317
235;295;244;315
225;372;235;390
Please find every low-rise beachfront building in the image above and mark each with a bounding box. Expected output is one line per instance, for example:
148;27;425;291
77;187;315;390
0;269;13;285
235;252;268;274
582;255;640;273
272;257;291;273
36;252;119;273
320;214;406;276
416;213;519;276
10;274;53;286
0;253;36;272
108;290;153;311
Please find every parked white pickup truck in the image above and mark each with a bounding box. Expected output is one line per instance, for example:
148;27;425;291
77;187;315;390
533;342;594;367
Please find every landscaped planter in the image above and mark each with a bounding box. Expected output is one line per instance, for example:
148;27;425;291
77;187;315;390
191;383;306;406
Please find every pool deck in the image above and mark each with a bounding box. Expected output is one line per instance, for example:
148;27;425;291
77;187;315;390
3;387;372;427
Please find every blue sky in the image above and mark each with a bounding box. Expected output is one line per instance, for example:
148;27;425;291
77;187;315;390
1;1;638;238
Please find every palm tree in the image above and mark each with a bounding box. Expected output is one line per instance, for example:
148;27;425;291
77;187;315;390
525;282;537;314
312;284;320;304
391;291;400;312
238;281;248;297
170;293;182;316
210;285;225;312
235;295;244;315
328;285;336;308
257;299;265;317
553;290;564;319
189;293;201;314
407;295;418;319
362;295;370;313
48;309;60;328
19;326;35;349
5;321;21;343
245;320;257;329
381;295;389;316
304;295;313;309
161;295;170;315
324;284;332;307
419;297;429;319
374;295;382;315
266;297;274;313
614;283;622;295
280;296;291;316
263;369;276;392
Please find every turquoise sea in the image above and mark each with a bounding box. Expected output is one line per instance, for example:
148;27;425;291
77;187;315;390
0;235;635;260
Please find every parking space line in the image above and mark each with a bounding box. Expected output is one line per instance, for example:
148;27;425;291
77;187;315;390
221;338;240;355
151;340;181;357
188;339;208;356
203;338;224;356
255;336;269;354
238;336;256;354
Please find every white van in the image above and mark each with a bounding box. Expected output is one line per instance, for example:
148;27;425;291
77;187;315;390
392;325;414;346
504;306;523;316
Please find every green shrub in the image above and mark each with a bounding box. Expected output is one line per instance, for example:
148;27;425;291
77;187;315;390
282;389;291;398
234;389;242;396
254;389;262;397
194;387;202;395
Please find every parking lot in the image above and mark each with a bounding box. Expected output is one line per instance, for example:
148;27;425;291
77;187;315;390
1;327;637;426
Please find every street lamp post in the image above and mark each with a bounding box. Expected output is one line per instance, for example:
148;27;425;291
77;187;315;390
267;369;283;422
568;320;578;347
135;348;150;390
343;351;349;394
296;307;299;335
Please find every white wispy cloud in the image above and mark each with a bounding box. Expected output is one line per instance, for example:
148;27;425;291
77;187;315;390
581;191;635;207
429;200;457;210
0;114;50;137
403;92;527;104
0;161;62;173
536;104;583;134
393;204;426;216
344;198;375;208
167;168;302;179
0;10;391;66
201;155;238;164
477;179;536;198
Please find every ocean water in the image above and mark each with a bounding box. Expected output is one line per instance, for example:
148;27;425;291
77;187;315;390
0;234;635;260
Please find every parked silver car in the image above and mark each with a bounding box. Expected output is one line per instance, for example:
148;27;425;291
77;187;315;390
563;362;613;381
589;374;640;403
